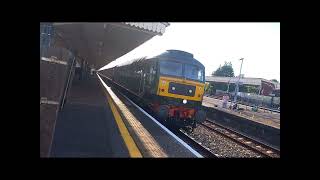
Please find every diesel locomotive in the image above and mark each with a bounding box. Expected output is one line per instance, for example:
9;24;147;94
100;50;206;129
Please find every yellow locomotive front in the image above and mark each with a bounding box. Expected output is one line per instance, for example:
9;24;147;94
157;76;205;103
152;51;206;128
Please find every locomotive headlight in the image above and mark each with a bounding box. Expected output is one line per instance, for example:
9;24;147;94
189;89;192;93
183;99;187;104
172;87;175;90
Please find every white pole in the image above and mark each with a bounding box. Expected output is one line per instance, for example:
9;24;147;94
233;58;244;104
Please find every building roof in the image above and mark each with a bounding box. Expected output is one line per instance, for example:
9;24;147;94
206;76;280;89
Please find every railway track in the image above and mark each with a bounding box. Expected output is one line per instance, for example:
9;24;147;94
173;129;219;158
200;119;280;158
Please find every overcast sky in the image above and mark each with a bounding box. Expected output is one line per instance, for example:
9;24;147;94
100;23;280;82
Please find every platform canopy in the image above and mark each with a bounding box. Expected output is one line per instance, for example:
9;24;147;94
52;23;170;69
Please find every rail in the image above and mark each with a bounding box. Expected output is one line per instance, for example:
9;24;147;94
200;119;280;158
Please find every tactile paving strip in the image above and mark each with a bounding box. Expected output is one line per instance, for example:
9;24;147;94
105;85;168;157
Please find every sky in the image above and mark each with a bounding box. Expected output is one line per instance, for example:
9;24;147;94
100;23;280;82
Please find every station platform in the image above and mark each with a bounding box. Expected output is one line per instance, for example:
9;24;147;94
202;96;280;129
50;75;129;157
50;73;200;157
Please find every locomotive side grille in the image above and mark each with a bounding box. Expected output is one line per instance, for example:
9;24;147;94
168;82;196;97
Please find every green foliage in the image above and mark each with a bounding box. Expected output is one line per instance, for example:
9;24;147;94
212;61;235;77
270;79;279;83
204;82;210;92
240;85;259;93
205;83;215;94
210;82;236;93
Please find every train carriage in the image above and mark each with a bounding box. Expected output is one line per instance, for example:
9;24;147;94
101;50;206;130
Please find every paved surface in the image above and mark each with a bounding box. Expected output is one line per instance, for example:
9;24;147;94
50;75;129;157
202;96;280;129
51;73;201;157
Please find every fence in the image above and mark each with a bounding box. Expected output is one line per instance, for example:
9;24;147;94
230;92;280;109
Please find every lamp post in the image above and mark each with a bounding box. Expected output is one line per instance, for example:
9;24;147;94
227;77;231;94
233;58;244;104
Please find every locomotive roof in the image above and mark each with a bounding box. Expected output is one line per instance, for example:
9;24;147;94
115;50;205;69
153;50;205;68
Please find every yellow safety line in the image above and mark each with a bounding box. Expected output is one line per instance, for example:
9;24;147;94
104;90;142;158
111;93;168;157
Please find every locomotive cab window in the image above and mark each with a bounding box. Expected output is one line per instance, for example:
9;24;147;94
184;64;204;82
159;61;183;77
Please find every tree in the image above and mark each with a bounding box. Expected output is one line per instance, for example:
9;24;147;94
212;61;235;77
204;82;214;95
270;79;279;83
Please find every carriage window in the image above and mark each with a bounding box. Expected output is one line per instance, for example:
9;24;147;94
159;61;183;77
184;64;204;82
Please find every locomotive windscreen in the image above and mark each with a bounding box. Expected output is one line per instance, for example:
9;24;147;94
184;64;204;82
159;60;204;82
159;61;183;77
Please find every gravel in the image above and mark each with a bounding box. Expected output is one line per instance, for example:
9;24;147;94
186;125;263;158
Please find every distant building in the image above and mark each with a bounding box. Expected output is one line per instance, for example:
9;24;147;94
206;76;280;97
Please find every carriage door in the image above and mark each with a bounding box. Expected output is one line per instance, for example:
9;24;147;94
143;63;151;92
138;64;145;95
149;63;157;93
138;68;145;95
